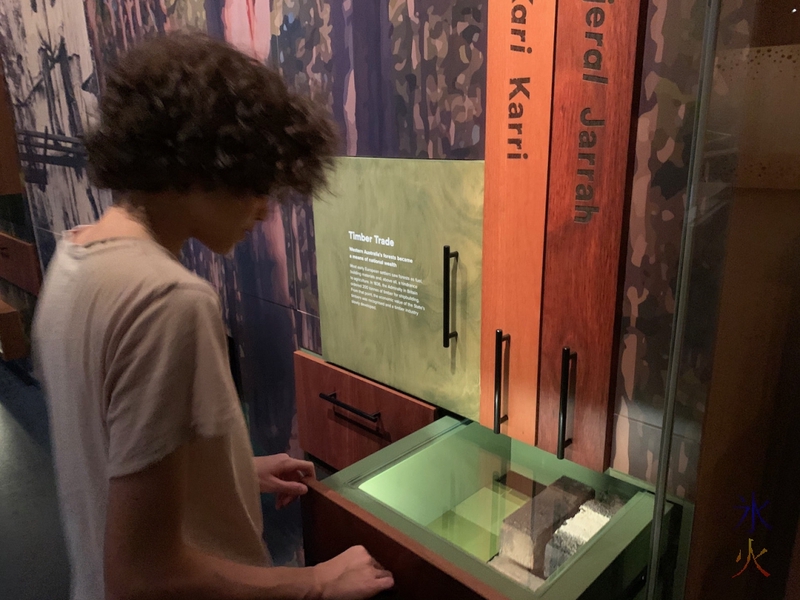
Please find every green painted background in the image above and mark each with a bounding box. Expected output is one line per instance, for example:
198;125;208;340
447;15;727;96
314;157;484;420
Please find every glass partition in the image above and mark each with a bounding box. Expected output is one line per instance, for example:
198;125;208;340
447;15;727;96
649;0;800;597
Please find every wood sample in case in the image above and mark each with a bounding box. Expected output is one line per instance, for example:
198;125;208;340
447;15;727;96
543;497;624;577
498;476;594;576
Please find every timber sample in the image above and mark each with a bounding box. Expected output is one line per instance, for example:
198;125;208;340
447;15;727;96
498;476;594;576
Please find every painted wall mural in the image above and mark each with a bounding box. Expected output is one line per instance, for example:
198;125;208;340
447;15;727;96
0;0;113;239
0;0;487;568
228;0;488;160
84;0;211;94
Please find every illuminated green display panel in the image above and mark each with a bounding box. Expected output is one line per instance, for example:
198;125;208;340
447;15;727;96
314;157;484;419
323;418;690;599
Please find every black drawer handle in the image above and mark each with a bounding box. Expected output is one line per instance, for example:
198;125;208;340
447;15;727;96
558;347;576;459
443;245;459;348
319;392;381;423
494;329;511;434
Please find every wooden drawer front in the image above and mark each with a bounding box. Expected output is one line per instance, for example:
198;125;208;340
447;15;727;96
0;231;41;295
295;352;437;471
302;479;504;600
0;298;27;360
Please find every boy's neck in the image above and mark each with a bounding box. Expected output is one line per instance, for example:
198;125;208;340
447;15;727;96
71;197;189;258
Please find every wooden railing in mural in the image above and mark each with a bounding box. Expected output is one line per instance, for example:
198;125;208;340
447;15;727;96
16;130;87;186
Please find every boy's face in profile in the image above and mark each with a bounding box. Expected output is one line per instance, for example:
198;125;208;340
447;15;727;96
184;190;270;254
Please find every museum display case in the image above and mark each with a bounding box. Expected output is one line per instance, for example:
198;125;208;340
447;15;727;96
303;416;691;600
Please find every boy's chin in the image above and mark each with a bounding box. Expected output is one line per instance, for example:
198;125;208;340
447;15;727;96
197;237;238;257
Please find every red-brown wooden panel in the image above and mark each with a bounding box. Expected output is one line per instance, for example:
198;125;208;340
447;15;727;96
480;0;557;444
537;0;648;471
0;231;41;296
0;64;23;196
0;299;27;360
295;352;437;471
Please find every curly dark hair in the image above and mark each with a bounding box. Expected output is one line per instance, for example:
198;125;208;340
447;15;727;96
85;32;338;199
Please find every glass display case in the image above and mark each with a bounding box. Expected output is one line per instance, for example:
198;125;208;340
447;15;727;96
316;417;691;600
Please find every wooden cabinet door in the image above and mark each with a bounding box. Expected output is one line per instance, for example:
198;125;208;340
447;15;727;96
479;0;557;445
536;0;648;471
480;0;648;472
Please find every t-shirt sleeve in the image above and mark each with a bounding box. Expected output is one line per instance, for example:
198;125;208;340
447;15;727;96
104;285;239;478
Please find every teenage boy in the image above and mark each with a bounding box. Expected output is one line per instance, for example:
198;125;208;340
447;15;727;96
33;32;393;600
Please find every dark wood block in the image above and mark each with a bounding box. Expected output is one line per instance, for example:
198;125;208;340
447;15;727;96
499;476;594;576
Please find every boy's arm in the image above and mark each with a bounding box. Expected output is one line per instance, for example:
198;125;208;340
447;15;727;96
104;440;393;600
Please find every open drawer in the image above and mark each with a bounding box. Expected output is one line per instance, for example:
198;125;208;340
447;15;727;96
294;351;437;470
302;417;687;599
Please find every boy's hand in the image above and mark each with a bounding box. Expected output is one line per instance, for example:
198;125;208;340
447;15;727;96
313;546;394;600
253;453;316;509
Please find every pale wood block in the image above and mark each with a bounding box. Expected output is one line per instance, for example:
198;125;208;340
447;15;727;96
543;499;620;577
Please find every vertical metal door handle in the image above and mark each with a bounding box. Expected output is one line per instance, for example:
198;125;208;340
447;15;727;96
443;245;459;348
494;329;511;434
558;347;576;459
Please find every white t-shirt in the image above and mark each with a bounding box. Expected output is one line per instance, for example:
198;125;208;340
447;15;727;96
33;235;269;600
